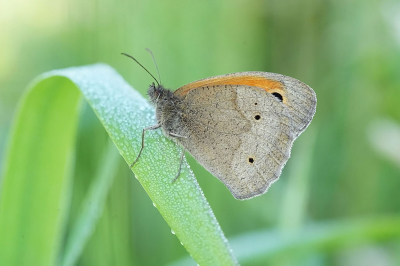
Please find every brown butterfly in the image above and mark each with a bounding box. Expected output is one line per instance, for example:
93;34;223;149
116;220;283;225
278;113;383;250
123;53;316;200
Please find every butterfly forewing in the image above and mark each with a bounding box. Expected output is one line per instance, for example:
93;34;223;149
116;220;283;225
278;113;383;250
175;71;316;138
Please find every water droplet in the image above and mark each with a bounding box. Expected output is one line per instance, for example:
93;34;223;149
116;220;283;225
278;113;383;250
171;229;175;235
153;202;157;208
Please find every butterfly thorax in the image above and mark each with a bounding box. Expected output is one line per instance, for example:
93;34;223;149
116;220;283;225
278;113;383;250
147;83;186;138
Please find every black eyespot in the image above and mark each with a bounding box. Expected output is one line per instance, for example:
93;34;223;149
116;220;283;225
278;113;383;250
272;92;283;102
254;115;261;120
254;102;258;105
248;157;254;164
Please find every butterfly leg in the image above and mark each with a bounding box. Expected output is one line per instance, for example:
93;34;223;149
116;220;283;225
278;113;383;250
172;147;186;183
130;124;161;168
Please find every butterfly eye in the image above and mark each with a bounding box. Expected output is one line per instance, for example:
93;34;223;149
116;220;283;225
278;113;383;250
272;92;283;102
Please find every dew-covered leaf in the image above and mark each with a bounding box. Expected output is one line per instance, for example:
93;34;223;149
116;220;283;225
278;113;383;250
0;64;237;266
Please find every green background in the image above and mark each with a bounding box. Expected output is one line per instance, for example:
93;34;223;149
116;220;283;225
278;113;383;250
1;0;400;265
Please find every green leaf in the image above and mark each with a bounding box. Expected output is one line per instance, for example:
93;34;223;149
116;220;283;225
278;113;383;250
169;216;400;265
0;76;81;266
61;140;121;266
0;64;237;266
230;216;400;264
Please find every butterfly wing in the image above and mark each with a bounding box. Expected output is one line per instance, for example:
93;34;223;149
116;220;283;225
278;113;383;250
174;84;294;200
175;72;316;138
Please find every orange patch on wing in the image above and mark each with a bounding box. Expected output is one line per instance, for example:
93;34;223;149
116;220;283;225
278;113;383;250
174;76;285;99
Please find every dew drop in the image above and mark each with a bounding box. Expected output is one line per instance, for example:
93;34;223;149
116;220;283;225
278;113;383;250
171;229;175;235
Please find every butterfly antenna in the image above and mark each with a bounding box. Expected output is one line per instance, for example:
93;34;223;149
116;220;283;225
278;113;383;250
145;48;162;85
121;53;160;86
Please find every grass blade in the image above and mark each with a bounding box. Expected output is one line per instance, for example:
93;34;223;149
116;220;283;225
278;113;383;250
169;216;400;266
0;77;82;265
0;64;237;266
61;140;120;266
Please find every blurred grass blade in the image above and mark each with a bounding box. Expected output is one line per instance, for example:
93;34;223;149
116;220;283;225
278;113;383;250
0;64;237;266
230;216;400;264
0;77;82;265
368;119;400;168
61;140;120;266
169;216;400;266
279;127;316;231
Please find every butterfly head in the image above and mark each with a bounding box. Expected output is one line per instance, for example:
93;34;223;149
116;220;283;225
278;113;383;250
148;83;166;104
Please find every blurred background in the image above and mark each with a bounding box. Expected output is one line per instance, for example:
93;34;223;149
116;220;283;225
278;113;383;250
1;0;400;265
